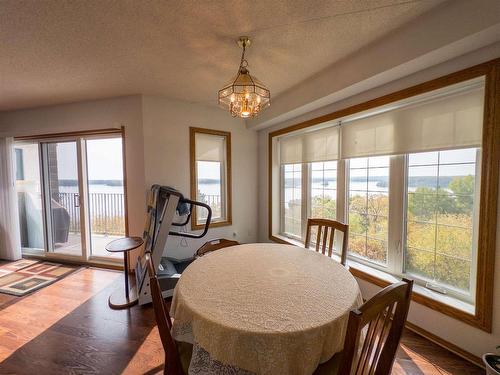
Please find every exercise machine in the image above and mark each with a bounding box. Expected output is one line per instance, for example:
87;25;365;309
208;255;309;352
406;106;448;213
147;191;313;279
135;185;211;305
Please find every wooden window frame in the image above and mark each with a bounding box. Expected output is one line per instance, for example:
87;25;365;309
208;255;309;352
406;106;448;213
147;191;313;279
190;127;232;230
268;58;500;332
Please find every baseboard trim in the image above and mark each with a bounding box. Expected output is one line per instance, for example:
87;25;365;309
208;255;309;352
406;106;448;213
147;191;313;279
405;321;484;369
22;254;123;271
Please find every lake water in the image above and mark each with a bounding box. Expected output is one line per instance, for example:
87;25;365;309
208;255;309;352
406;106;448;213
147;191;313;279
282;180;422;205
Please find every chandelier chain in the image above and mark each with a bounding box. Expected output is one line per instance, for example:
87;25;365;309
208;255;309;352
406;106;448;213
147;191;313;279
239;43;248;70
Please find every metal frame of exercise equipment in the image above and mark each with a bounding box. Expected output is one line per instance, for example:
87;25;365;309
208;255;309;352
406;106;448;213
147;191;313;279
135;185;211;305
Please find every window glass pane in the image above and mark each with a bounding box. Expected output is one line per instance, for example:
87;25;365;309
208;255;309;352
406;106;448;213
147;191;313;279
406;247;434;280
349;191;368;216
324;161;337;170
348;156;390;265
194;131;230;226
349;168;368;192
368;155;390;168
15;143;45;251
349;233;366;258
367;192;389;216
368;167;389;193
350;157;368;169
197;161;223;221
405;148;478;293
309;161;337;222
86;137;125;259
408;151;438;166
282;163;302;237
438;164;476;191
439;148;477;164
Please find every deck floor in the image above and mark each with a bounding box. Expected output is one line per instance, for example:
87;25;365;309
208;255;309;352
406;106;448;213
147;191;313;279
53;233;123;259
0;267;484;375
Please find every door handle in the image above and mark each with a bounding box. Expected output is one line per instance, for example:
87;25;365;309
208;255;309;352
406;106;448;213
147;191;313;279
74;194;80;207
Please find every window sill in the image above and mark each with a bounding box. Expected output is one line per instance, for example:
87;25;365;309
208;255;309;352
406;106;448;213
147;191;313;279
192;219;232;230
347;259;475;315
270;234;486;331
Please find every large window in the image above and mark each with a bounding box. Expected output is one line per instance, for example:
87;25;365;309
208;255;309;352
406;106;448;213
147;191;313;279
190;127;232;229
270;68;500;330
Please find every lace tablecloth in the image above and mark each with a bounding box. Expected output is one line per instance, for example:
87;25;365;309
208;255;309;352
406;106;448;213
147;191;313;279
170;243;363;375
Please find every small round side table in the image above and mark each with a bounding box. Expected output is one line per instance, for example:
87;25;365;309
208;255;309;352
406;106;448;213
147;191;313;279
105;236;144;310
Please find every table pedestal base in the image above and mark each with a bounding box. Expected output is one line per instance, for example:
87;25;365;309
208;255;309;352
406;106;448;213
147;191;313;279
108;286;138;310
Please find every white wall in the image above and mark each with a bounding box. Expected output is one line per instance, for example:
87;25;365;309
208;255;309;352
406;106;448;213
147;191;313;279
142;95;259;259
256;44;500;358
0;95;146;244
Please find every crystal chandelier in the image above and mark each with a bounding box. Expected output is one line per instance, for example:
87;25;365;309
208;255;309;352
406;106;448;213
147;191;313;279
218;37;271;118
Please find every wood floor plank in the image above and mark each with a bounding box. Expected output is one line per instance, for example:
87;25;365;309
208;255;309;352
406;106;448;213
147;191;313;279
0;267;120;362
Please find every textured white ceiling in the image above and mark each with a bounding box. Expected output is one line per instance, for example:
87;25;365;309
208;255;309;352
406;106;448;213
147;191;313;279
0;0;445;111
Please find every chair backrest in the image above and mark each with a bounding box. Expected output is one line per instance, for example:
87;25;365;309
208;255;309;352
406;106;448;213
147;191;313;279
339;279;413;375
305;218;349;265
145;252;184;375
195;238;240;257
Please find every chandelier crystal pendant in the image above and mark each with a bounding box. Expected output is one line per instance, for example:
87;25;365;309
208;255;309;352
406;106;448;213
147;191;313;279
218;37;271;118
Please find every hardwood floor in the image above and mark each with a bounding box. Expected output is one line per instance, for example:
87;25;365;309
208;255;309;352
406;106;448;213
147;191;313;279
0;267;484;374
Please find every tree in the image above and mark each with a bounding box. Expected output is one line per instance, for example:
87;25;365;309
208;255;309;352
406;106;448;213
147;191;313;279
311;196;336;219
448;175;474;214
408;187;436;220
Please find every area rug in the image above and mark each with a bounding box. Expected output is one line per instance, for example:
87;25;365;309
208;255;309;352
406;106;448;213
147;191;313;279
0;259;77;296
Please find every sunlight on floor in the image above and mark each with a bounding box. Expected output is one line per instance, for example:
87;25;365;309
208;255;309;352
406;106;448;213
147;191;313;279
394;344;449;375
0;268;120;361
122;327;164;374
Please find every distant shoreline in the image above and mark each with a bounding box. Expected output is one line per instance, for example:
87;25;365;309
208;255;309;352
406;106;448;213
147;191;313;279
285;175;465;189
58;179;123;187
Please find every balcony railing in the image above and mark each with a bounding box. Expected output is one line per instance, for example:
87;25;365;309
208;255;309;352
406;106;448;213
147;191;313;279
57;192;221;236
56;192;125;236
198;194;222;218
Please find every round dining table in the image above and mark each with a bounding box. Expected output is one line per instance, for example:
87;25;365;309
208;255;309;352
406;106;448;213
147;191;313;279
170;243;363;375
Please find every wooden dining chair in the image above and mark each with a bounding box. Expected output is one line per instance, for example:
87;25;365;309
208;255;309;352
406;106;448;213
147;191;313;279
315;279;413;375
305;218;349;266
195;238;240;257
145;252;192;375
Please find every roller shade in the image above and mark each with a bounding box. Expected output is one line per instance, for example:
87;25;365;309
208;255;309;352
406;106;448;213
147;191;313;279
279;134;303;164
195;133;225;162
341;78;485;158
279;125;339;164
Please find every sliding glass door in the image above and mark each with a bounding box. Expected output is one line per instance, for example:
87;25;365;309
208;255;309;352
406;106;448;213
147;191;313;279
15;142;45;253
14;133;126;264
86;137;125;259
43;141;84;257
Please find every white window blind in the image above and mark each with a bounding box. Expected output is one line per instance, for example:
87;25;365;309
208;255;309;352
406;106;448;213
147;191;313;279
279;134;303;164
341;78;485;158
195;133;225;162
279;125;339;164
278;77;484;161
